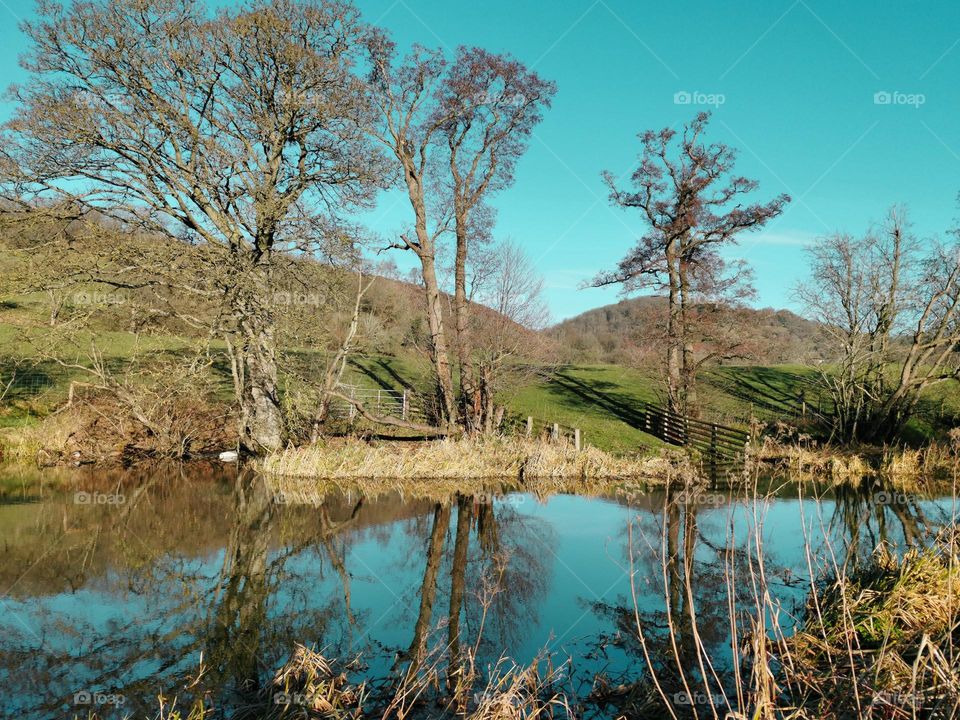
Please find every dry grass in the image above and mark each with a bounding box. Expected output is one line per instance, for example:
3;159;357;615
778;534;960;716
262;435;690;482
757;437;960;486
96;644;576;720
268;643;367;719
0;409;83;464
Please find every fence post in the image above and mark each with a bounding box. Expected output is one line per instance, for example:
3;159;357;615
526;416;533;437
552;423;559;442
377;388;381;415
574;428;581;451
349;385;356;421
402;390;408;420
708;423;718;482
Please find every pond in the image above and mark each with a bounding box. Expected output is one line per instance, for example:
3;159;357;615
0;462;955;719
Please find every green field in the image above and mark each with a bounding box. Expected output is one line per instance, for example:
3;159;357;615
3;298;960;451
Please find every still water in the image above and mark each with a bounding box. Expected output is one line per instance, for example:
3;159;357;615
0;463;955;718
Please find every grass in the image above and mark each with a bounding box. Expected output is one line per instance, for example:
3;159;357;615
262;435;690;482
4;289;960;456
505;363;823;453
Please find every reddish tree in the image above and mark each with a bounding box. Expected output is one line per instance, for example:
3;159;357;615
367;37;554;430
434;48;555;430
591;112;789;415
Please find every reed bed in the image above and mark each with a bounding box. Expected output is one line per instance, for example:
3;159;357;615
262;435;685;482
758;437;960;486
114;644;573;720
779;534;960;716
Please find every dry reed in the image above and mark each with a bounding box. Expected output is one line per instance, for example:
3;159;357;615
262;435;688;482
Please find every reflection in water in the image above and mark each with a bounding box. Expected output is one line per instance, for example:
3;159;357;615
0;464;954;718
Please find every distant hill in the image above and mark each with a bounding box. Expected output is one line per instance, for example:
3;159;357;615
548;296;828;366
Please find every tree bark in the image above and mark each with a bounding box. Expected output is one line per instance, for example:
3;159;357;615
231;269;285;454
399;152;458;427
453;217;477;431
665;241;683;415
420;253;458;427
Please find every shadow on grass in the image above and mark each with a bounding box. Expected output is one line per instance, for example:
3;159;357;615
546;371;651;429
704;366;821;418
348;357;418;393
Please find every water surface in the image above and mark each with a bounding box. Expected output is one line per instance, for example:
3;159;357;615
0;463;954;718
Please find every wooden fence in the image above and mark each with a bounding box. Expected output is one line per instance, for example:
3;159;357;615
639;403;750;462
503;413;584;450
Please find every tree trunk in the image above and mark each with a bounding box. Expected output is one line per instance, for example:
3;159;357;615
311;271;366;442
400;156;457;428
453;218;476;431
665;242;683;415
230;272;285;454
447;495;472;685
420;253;458;426
678;259;697;415
206;469;273;696
407;502;451;666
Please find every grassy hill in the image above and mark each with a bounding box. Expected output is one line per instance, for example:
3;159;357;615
3;275;960;453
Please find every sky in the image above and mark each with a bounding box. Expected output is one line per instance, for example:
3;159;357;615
1;0;959;321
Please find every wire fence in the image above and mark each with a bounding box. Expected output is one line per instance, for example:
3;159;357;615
327;382;427;422
502;413;584;449
0;370;71;405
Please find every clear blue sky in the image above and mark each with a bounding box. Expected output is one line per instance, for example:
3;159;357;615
2;0;959;320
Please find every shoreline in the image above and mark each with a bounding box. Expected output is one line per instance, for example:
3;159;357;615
261;435;694;483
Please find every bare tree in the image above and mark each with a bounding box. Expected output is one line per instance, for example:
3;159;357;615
366;38;458;427
366;36;554;431
469;241;552;430
798;207;960;442
589;112;789;415
0;0;384;453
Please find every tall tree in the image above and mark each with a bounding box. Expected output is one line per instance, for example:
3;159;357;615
434;48;555;431
0;0;383;453
366;38;458;426
590;112;788;415
366;37;554;430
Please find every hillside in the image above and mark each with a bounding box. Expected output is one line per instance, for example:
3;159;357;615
549;296;828;366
